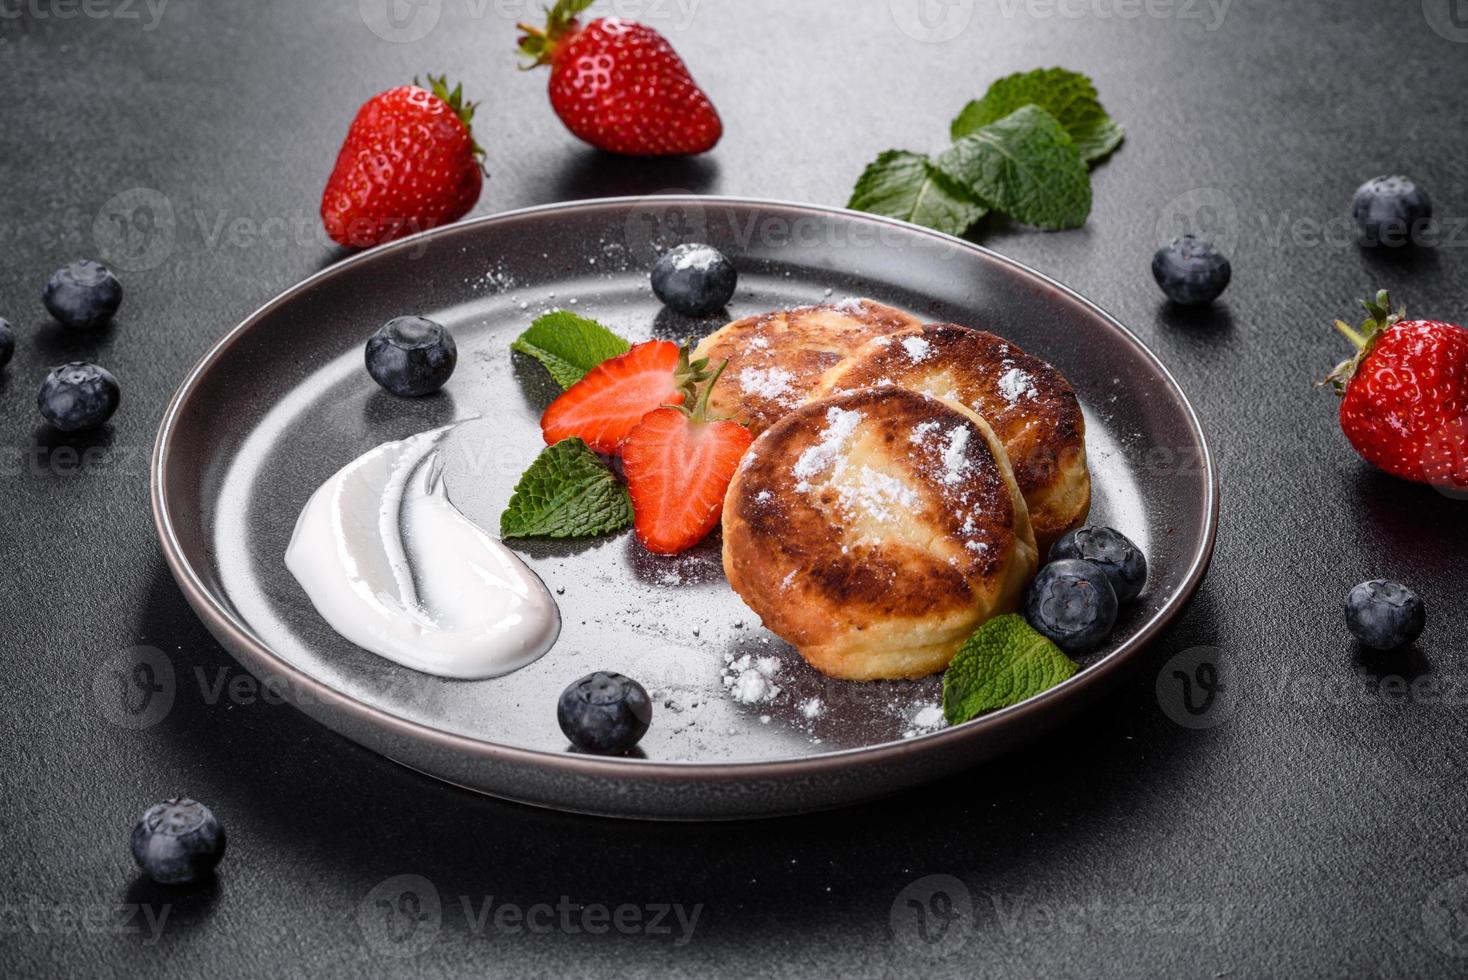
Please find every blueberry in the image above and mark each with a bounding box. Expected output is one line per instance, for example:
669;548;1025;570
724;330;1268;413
1024;559;1118;654
1048;525;1147;603
1353;175;1432;247
1345;580;1425;651
131;798;226;885
37;362;120;432
0;318;13;369
557;671;652;755
651;244;737;317
43;260;123;329
365;315;457;397
1151;235;1231;306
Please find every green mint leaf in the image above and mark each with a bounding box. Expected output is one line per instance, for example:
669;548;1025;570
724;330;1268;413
500;438;634;540
935;106;1092;230
950;67;1124;164
848;150;988;236
511;311;631;390
942;614;1079;725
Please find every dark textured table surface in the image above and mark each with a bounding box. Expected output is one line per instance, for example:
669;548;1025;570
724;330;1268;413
4;1;1468;976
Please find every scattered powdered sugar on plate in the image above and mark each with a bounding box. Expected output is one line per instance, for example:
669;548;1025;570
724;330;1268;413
997;364;1038;403
900;703;946;738
800;697;825;720
739;366;797;403
722;653;783;704
901;335;933;362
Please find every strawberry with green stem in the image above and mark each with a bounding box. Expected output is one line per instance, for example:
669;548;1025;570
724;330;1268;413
321;75;486;249
622;359;753;554
541;340;714;454
517;0;722;157
1325;289;1468;488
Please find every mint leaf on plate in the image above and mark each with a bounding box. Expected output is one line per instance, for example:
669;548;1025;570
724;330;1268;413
500;438;633;539
950;67;1124;164
942;614;1079;725
848;150;989;236
935;105;1092;230
511;310;631;389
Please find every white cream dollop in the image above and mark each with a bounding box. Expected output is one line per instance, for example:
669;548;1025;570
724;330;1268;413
285;424;560;679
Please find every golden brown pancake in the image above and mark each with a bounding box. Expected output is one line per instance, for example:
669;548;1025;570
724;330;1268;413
722;387;1038;681
692;299;920;435
815;323;1089;550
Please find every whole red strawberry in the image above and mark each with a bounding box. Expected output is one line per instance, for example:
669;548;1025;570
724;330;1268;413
321;76;485;249
1326;290;1468;489
517;0;721;156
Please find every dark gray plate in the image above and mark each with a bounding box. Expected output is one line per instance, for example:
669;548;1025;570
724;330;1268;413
151;196;1217;820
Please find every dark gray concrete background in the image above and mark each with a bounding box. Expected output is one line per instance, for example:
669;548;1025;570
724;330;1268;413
3;0;1467;976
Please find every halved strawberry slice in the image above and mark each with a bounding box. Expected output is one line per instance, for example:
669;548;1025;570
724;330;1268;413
541;340;706;454
622;363;753;554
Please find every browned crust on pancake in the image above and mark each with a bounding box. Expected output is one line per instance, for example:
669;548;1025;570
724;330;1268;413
815;323;1090;548
722;387;1038;680
692;299;920;435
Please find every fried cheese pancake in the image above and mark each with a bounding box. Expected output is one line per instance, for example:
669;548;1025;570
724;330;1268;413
691;299;920;435
815;323;1090;550
722;387;1038;680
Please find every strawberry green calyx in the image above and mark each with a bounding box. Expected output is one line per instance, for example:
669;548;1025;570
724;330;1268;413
1325;289;1405;394
667;346;714;408
517;0;596;66
417;74;487;166
683;359;731;424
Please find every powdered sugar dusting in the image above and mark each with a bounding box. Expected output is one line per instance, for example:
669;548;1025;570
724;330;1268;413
722;653;782;704
940;425;972;484
832;297;867;314
901;336;933;362
910;420;942;446
793;407;863;482
739;366;798;403
997;365;1038;403
839;466;921;522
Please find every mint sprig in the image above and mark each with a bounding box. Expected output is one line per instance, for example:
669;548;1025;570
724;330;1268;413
936;106;1091;231
950;67;1124;164
511;310;631;389
847;67;1123;236
500;438;634;539
849;150;988;237
941;614;1079;725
